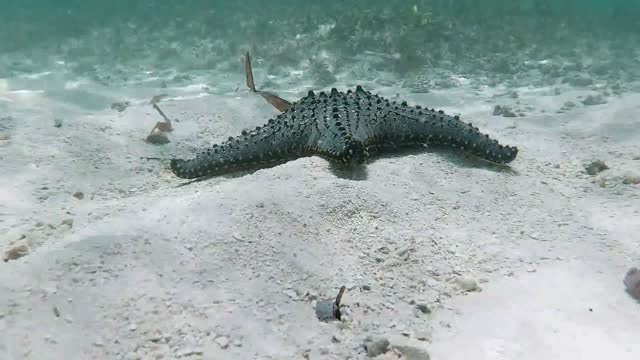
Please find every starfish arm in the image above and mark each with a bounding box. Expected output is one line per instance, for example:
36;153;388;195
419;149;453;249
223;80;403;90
361;96;518;164
404;110;517;163
170;107;313;179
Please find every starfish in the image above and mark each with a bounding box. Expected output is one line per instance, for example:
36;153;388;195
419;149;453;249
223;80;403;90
169;54;518;179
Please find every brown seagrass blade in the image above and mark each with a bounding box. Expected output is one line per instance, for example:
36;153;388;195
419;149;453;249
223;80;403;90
244;52;293;112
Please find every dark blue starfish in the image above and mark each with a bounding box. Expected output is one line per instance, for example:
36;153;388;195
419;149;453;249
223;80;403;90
169;85;518;179
168;52;517;179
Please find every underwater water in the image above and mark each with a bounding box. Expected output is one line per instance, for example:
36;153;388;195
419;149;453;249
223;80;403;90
1;0;639;91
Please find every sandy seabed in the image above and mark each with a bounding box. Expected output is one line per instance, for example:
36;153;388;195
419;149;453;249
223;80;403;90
0;70;639;360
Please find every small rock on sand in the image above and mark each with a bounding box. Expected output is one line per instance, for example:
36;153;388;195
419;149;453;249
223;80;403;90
584;160;609;175
559;101;576;112
215;336;230;349
622;175;640;185
454;276;480;292
124;352;140;360
388;335;431;360
3;245;29;262
493;105;517;117
176;348;204;357
415;303;431;314
110;101;130;112
566;75;593;87
363;337;390;357
581;94;607;106
623;268;640;300
145;133;170;145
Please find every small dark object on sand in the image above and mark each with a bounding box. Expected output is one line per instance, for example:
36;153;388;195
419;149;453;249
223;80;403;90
493;105;517;117
622;175;640;185
584;160;609;175
111;101;130;112
581;94;607;106
624;267;640;300
315;285;346;321
146;133;170;144
3;244;29;262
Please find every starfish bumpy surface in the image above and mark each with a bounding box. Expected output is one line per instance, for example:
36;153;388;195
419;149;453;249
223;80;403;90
170;85;518;179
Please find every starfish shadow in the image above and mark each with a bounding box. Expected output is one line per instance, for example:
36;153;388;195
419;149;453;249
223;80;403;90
366;145;519;175
172;159;292;187
427;145;518;174
327;162;369;181
172;157;372;186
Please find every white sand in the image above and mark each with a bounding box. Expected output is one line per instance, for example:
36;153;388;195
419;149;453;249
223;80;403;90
1;73;639;359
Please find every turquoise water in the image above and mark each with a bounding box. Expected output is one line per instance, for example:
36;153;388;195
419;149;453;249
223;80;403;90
1;1;639;89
